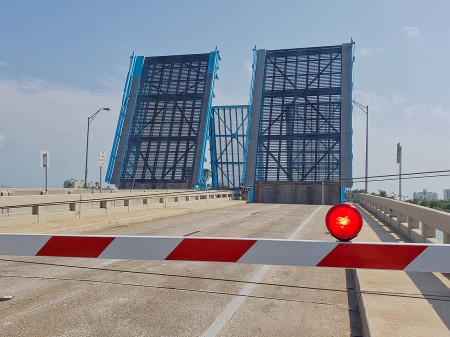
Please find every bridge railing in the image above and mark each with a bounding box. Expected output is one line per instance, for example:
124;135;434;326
0;190;233;227
359;194;450;244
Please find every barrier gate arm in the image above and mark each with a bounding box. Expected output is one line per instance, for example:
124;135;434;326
0;233;448;273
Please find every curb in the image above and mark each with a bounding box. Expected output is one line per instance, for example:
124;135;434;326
41;201;245;234
353;269;371;337
43;209;191;234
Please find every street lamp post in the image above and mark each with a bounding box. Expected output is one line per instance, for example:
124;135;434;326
340;98;369;193
84;108;110;189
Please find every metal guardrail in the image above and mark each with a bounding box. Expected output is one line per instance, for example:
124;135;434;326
359;194;450;244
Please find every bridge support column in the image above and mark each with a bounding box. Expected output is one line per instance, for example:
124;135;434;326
407;217;420;241
124;199;131;213
398;213;407;224
383;207;391;224
389;210;397;227
395;213;407;235
69;202;82;219
408;217;419;229
444;233;450;244
32;205;43;224
375;204;381;217
100;200;108;213
422;223;435;241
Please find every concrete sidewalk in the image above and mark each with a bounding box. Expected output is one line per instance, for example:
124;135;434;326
354;204;450;337
0;200;245;234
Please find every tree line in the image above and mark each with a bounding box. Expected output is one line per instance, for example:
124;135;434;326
352;189;450;212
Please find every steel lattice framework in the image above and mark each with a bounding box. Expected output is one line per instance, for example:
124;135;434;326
255;46;344;183
211;105;249;189
107;51;219;189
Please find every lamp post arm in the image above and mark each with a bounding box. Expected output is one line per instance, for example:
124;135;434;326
340;97;369;193
350;99;369;193
88;109;102;124
350;100;368;115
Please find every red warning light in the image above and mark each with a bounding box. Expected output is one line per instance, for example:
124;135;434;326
326;204;363;241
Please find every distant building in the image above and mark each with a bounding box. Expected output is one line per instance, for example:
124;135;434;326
63;179;83;189
444;189;450;201
413;191;438;200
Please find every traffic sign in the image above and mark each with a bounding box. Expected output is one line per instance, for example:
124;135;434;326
99;149;107;167
40;151;49;168
397;143;402;164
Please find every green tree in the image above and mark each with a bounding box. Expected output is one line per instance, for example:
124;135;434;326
419;199;430;207
429;199;439;209
377;189;388;198
202;169;212;181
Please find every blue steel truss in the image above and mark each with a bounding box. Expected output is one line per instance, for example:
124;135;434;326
241;47;258;186
116;51;218;188
255;45;343;182
211;105;249;189
198;48;220;189
106;53;144;183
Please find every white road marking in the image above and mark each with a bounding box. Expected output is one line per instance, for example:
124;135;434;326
96;259;121;267
287;206;323;240
201;206;323;337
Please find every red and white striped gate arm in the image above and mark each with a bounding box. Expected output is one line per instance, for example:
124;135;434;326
0;233;448;273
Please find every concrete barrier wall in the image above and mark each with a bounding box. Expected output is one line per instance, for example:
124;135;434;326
359;194;450;244
0;188;181;197
0;190;233;227
253;181;341;205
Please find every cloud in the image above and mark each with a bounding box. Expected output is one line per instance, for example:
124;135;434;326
401;26;423;48
213;87;248;106
0;61;9;67
0;134;5;147
0;77;121;188
354;90;449;129
357;47;384;57
402;26;421;39
351;90;450;198
95;73;124;94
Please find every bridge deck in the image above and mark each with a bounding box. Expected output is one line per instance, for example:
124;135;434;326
0;203;448;336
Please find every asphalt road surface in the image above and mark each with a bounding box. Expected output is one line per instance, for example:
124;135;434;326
0;203;362;336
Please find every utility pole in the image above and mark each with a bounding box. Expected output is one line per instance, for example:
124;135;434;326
397;143;402;201
365;105;369;193
84;108;110;188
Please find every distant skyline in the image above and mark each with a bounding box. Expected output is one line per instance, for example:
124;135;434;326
1;1;450;198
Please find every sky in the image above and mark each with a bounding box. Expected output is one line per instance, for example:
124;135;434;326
1;0;450;199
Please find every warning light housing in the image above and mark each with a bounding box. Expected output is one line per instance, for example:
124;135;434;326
326;204;363;241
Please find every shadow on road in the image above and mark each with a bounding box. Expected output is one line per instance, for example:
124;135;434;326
355;204;450;330
345;269;363;337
